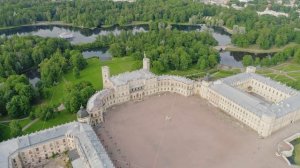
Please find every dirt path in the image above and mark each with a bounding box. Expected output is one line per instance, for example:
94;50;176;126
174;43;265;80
22;118;39;131
0;117;29;124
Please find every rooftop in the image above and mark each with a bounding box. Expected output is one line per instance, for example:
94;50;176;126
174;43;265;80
0;122;114;168
87;89;112;112
158;75;194;85
210;72;300;118
110;69;156;86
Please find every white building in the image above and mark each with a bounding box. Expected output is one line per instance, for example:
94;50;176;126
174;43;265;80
82;58;300;138
0;122;114;168
2;58;300;168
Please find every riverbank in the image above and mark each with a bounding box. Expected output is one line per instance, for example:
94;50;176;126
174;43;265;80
0;21;150;31
225;43;298;54
221;26;233;35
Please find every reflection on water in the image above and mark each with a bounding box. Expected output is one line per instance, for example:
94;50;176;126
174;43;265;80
0;25;148;44
82;50;112;60
25;69;41;87
0;24;274;68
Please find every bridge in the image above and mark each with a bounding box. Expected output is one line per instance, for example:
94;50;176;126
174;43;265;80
214;45;227;51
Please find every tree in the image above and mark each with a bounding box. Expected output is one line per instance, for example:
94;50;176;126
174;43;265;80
6;96;30;118
70;50;87;70
261;57;271;67
64;81;95;113
39;50;67;86
109;43;125;57
36;105;56;121
9;120;22;138
152;60;165;73
242;55;253;66
73;67;80;78
295;49;300;64
208;54;218;68
197;57;208;70
254;57;261;66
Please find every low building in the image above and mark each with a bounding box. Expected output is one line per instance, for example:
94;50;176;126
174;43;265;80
0;122;114;168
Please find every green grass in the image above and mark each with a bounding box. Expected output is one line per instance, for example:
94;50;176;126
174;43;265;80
24;111;76;134
274;63;300;72
226;43;298;54
211;69;241;80
257;62;300;90
0;118;31;141
290;138;300;165
165;67;205;77
294;145;300;165
25;56;139;134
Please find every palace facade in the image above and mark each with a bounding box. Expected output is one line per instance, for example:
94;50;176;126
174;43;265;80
81;57;300;138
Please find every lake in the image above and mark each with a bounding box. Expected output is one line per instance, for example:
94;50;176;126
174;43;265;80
0;24;274;84
82;50;112;60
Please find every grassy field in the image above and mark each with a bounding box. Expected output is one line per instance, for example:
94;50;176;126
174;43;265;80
291;138;300;165
0;118;31;141
257;61;300;90
226;43;298;54
24;57;139;134
211;69;241;80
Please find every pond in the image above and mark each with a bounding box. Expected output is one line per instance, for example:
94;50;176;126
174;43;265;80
0;24;148;44
25;69;41;88
82;50;112;60
0;23;274;84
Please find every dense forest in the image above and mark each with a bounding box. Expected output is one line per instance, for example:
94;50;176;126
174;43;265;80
92;29;219;73
0;0;299;49
0;36;88;119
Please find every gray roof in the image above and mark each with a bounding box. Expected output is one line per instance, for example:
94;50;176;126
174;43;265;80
71;123;114;168
0;122;114;168
210;73;300;118
87;89;113;112
77;106;89;118
158;75;194;85
222;73;298;96
210;81;274;117
110;69;156;86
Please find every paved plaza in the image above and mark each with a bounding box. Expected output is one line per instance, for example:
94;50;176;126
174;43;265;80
96;93;300;168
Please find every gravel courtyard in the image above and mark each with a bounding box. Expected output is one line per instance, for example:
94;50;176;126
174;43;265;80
95;93;300;168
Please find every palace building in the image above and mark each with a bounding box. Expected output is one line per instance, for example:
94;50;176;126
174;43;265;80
0;122;114;168
82;57;300;138
2;57;300;168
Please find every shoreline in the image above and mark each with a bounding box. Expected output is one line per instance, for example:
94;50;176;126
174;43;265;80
225;43;298;54
0;21;151;31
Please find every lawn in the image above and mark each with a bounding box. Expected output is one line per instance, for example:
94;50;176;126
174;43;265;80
24;111;77;134
257;62;300;90
211;69;241;80
226;43;298;54
165;66;206;79
0;118;31;141
24;56;139;134
291;138;300;165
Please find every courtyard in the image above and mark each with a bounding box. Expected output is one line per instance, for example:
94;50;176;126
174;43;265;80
95;93;300;168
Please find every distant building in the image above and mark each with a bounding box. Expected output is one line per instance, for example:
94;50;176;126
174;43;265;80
257;8;289;17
